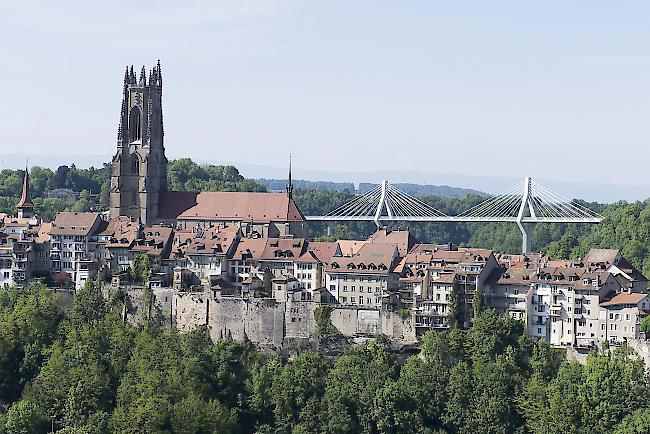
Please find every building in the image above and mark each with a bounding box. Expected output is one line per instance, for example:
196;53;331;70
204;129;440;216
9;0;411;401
109;62;306;238
325;243;400;308
49;212;102;288
171;225;240;286
600;292;650;344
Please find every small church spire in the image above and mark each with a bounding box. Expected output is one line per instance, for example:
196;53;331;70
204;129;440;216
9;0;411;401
17;164;34;218
286;155;293;199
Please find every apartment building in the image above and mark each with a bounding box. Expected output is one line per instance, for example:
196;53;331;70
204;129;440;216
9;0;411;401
48;212;103;288
600;292;650;344
171;225;240;286
485;267;535;325
325;243;400;308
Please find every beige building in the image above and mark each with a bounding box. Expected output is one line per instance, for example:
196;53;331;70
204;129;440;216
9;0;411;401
49;212;103;288
600;292;650;344
325;243;400;308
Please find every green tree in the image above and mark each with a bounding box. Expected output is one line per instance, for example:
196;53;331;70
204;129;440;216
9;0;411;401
4;400;49;434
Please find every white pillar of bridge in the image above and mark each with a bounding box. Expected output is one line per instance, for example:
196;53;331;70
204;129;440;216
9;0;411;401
373;180;393;228
516;177;537;253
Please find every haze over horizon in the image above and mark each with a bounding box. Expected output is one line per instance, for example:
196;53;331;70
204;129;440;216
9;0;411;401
1;1;649;200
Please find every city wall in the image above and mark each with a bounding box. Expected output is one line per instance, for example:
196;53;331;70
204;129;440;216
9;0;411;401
172;291;417;350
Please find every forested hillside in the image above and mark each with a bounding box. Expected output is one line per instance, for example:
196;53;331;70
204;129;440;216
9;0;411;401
0;283;648;433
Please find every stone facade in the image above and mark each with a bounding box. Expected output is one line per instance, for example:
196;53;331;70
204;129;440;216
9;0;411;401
173;291;416;350
109;63;167;225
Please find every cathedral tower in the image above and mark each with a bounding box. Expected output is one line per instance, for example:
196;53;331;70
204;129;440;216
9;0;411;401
109;61;168;225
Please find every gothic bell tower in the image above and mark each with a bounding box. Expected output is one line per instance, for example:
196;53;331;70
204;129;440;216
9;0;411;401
109;61;168;225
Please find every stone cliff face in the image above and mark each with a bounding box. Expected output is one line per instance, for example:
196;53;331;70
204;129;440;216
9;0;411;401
171;290;417;351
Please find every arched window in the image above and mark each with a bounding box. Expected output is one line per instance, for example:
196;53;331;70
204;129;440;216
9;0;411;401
131;154;140;175
129;107;141;142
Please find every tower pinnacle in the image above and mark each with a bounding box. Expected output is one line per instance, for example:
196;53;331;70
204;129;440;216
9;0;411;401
286;155;293;199
17;165;34;218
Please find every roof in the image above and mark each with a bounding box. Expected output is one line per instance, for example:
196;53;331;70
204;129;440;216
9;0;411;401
272;274;298;283
367;229;417;256
99;216;141;248
260;238;307;261
533;266;613;290
36;223;52;243
295;250;321;264
327;243;398;274
173;225;239;257
491;267;537;285
50;212;101;236
496;252;547;269
306;241;341;263
584;248;620;265
17;170;33;209
337;239;367;256
157;191;305;223
409;243;457;254
601;292;649;307
231;238;268;261
130;225;174;257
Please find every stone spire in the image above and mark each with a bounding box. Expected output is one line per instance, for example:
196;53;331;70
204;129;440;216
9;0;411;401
17;166;34;218
139;65;146;86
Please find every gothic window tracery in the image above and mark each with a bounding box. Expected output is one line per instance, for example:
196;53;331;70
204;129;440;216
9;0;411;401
129;107;142;142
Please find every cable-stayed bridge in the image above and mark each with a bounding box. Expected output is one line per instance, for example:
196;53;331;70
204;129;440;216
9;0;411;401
305;177;602;253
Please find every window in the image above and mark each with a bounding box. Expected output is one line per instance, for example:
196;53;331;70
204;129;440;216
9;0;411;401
537;327;542;334
129;107;141;141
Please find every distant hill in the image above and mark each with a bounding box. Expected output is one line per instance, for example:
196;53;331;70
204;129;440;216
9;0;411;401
358;182;486;198
257;178;485;198
256;179;356;193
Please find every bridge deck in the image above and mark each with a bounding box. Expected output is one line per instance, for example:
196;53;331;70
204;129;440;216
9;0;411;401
305;216;602;224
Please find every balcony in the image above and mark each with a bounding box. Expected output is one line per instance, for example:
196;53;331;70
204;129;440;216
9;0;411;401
549;305;562;316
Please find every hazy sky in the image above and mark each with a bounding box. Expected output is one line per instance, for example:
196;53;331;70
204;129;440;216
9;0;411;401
1;1;649;191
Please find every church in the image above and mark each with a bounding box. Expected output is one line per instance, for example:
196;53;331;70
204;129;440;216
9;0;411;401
109;62;307;238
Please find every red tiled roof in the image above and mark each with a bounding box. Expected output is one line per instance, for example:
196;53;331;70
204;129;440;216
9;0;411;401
231;238;268;261
50;212;100;236
157;191;304;223
130;225;174;257
307;241;340;263
367;229;417;256
601;292;649;306
260;238;307;261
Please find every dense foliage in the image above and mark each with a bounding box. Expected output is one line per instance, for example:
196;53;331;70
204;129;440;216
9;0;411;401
0;283;648;433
